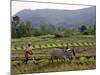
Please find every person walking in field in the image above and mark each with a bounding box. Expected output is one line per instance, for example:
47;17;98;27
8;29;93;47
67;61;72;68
23;42;33;64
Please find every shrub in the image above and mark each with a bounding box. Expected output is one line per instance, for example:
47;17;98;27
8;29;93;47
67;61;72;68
79;56;87;63
89;57;95;61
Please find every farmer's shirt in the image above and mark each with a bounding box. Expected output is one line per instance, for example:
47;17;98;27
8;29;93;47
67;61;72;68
25;46;33;58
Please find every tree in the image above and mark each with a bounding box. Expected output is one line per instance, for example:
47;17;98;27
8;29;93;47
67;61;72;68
16;22;26;38
11;21;17;38
47;24;56;34
16;21;34;38
35;24;56;35
11;16;21;38
39;24;48;35
25;21;33;37
79;25;87;33
33;27;42;36
13;16;20;24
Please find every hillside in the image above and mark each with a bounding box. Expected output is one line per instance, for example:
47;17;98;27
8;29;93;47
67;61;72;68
13;6;96;28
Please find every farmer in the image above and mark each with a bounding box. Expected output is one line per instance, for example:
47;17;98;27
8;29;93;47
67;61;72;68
23;42;33;64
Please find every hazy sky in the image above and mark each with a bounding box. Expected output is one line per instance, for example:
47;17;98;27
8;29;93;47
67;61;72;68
12;1;92;16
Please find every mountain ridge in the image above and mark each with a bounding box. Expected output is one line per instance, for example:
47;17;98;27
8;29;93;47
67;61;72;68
13;6;96;29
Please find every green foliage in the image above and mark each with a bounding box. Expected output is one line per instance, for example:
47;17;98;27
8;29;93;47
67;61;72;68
11;21;17;38
31;24;57;36
89;57;95;61
79;56;87;63
79;25;87;33
13;16;20;24
83;30;95;35
12;16;95;38
20;21;33;37
79;25;96;35
46;44;52;48
15;46;22;50
34;45;41;49
38;34;54;39
54;33;63;38
11;34;96;49
40;45;47;48
73;43;79;47
11;21;34;38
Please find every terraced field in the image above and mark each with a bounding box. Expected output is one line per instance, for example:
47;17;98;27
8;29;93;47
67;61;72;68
11;35;96;75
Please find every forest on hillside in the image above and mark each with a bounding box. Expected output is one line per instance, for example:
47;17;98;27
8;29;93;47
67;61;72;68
11;16;96;38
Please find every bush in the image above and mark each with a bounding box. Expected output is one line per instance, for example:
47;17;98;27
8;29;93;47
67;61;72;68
79;56;87;63
89;57;95;61
83;31;89;35
54;33;64;38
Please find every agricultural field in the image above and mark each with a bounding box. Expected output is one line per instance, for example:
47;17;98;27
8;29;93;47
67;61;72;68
11;34;95;48
11;35;96;75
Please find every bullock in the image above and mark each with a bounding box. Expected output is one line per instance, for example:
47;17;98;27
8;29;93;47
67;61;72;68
49;47;75;63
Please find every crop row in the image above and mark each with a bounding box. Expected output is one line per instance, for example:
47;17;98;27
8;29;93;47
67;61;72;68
11;55;96;62
11;42;96;50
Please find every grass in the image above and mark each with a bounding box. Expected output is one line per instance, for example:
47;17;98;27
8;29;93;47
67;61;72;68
11;58;96;75
11;34;96;47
